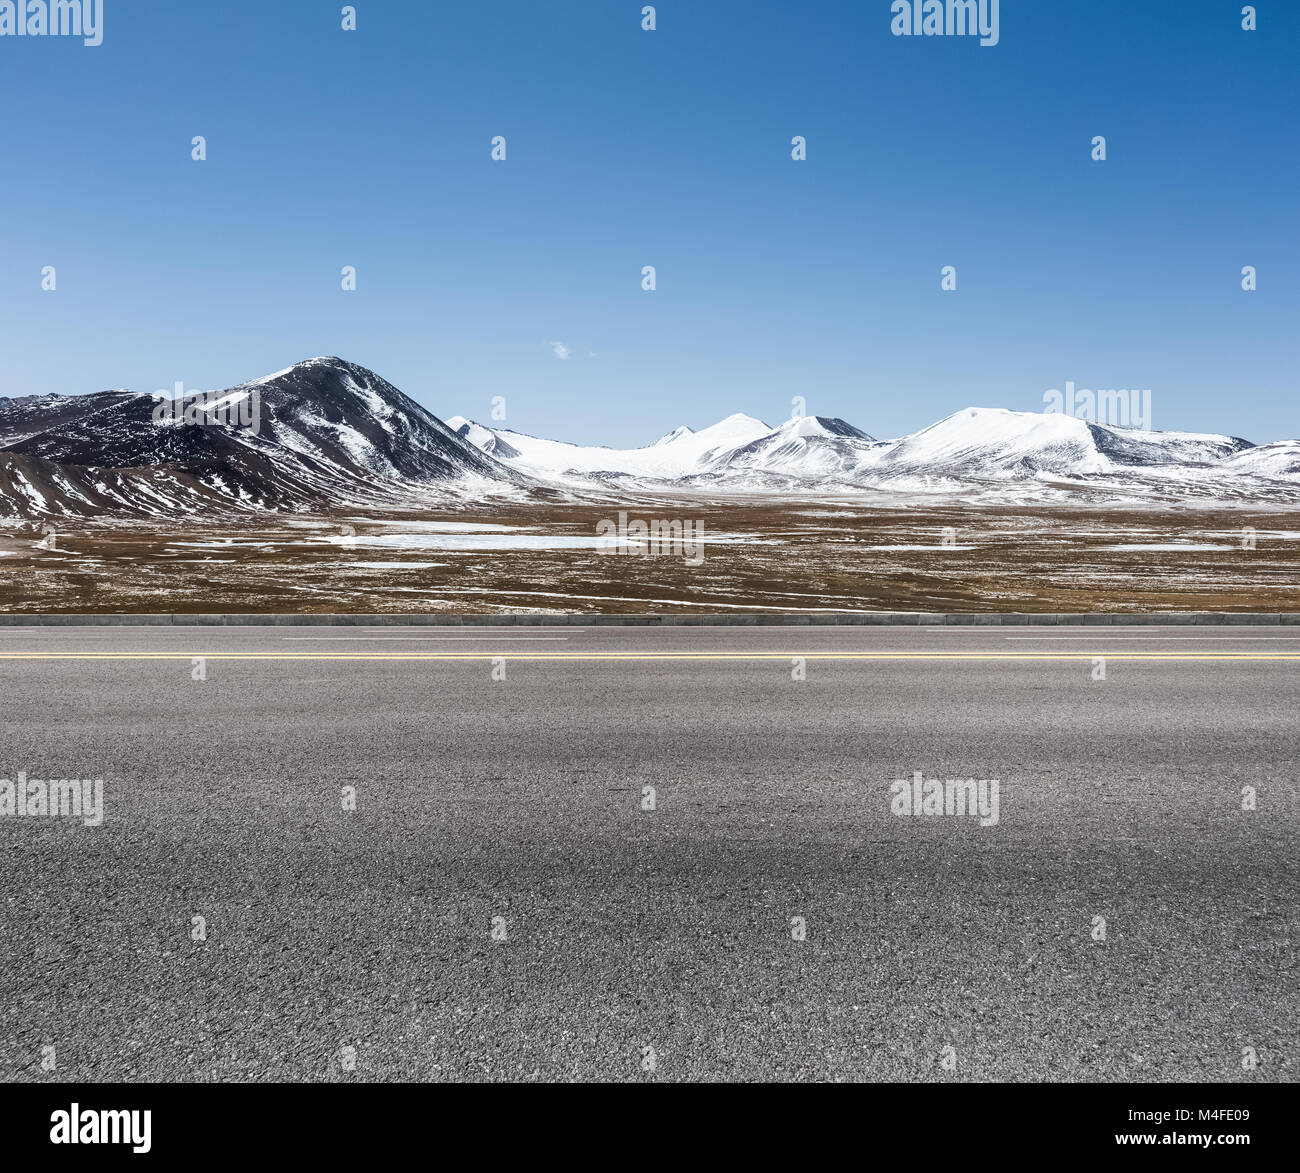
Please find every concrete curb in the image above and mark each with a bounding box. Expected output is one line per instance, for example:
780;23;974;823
0;613;1296;626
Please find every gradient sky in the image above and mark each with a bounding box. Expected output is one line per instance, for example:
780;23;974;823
2;0;1296;446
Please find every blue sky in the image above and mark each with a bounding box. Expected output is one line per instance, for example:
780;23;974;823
2;0;1296;445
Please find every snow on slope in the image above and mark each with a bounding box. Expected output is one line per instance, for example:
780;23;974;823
445;416;522;459
1217;440;1300;480
876;408;1111;477
454;413;771;481
871;408;1252;482
711;416;884;482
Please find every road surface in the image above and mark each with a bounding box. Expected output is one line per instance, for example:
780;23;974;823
1;625;1296;1081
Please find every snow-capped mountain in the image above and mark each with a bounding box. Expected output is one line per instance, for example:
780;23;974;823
0;357;523;519
445;412;771;483
872;408;1252;479
708;416;884;483
453;404;1296;500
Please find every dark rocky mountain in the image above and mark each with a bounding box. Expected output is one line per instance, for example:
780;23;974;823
0;357;524;519
234;357;514;484
0;390;137;447
0;449;249;516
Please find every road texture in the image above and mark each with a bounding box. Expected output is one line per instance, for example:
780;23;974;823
1;625;1296;1082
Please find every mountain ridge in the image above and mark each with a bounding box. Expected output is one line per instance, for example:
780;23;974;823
1;357;1296;518
453;403;1278;498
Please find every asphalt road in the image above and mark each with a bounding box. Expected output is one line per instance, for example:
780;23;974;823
1;625;1296;1082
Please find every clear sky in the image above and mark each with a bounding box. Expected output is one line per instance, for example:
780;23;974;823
2;0;1296;446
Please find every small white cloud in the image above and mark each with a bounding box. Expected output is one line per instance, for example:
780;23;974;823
548;341;571;360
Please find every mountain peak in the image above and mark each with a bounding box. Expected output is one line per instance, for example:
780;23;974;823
239;355;354;387
654;425;694;446
775;415;876;441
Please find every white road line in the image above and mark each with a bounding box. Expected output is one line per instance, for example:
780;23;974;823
0;629;586;636
0;630;194;635
1005;635;1300;641
282;634;572;642
923;626;1298;633
361;626;588;631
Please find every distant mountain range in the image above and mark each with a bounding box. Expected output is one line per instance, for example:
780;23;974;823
449;405;1299;502
0;356;1296;519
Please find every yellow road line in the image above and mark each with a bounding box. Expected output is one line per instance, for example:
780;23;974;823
0;652;1297;662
